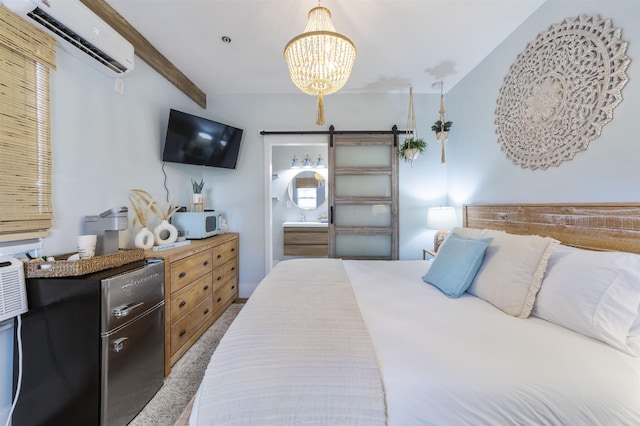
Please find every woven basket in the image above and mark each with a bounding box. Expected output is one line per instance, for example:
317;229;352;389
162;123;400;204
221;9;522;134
24;249;145;278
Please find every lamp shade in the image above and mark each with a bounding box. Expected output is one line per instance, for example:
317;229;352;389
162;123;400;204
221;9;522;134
427;207;457;230
284;6;356;125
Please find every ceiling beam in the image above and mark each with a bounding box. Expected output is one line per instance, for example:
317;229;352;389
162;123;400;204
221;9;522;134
80;0;207;109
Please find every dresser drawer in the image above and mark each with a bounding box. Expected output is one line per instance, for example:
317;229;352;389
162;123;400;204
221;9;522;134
212;239;237;269
170;248;213;292
212;277;237;314
213;258;238;289
170;272;213;323
170;296;213;357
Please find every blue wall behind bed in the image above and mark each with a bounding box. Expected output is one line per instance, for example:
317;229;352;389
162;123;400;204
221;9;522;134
446;0;640;209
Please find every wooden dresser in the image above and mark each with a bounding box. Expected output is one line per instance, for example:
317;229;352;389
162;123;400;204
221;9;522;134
146;233;239;376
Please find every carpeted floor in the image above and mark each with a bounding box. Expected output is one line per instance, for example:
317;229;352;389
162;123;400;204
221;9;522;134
129;302;244;426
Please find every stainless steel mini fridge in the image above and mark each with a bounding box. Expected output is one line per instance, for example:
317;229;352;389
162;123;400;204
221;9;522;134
13;259;165;426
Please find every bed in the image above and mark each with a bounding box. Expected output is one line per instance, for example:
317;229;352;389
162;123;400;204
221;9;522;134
189;203;640;425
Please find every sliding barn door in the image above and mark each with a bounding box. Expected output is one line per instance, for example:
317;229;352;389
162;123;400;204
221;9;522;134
329;131;399;259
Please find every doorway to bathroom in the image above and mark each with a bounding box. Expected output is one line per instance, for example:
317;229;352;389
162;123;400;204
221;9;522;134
263;134;328;275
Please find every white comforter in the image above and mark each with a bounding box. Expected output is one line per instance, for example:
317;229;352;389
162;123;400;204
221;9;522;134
192;259;640;425
345;260;640;425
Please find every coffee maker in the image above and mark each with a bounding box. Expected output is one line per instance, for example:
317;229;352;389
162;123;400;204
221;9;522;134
84;207;128;255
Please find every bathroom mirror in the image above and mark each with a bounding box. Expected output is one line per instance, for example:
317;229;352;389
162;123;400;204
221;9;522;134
288;171;327;210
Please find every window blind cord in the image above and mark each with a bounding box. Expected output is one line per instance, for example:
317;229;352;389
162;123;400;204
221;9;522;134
5;314;22;426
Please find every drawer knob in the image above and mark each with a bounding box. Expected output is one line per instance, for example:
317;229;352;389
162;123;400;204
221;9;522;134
217;297;222;303
204;260;209;266
217;276;222;281
217;254;222;259
231;247;235;252
203;285;209;291
231;267;236;271
179;272;186;278
179;329;187;337
231;285;235;290
179;300;186;308
204;308;210;315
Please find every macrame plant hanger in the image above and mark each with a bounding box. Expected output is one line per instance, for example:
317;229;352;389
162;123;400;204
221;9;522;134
405;86;418;167
436;80;448;164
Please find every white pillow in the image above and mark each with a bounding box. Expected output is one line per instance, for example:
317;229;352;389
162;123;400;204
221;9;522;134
532;245;640;356
450;226;484;240
467;229;558;318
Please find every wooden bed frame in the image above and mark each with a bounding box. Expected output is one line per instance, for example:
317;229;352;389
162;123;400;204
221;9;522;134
463;203;640;254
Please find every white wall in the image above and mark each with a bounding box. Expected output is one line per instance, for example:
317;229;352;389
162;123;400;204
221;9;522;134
446;0;640;207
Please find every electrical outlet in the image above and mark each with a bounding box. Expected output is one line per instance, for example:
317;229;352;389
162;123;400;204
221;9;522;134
115;78;125;95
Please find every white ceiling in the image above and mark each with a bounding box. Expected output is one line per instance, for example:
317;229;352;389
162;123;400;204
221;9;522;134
105;0;546;96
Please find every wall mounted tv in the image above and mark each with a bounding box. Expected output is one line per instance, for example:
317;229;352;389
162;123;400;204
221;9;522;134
162;109;244;169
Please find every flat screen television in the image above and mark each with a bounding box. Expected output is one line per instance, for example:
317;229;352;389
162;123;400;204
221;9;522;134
162;109;243;169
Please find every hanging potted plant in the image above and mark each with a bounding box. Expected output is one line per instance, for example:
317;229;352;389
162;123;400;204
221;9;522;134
399;86;427;166
399;137;428;162
432;118;453;164
431;119;453;142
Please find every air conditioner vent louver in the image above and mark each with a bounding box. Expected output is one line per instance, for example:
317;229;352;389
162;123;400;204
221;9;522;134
28;7;128;74
0;256;28;322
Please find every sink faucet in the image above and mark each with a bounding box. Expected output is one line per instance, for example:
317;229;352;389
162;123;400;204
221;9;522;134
300;212;305;222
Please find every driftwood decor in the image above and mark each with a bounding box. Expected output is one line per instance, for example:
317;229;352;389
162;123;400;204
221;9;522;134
495;15;630;170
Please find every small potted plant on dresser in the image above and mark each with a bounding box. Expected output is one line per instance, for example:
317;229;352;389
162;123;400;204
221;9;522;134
191;178;205;212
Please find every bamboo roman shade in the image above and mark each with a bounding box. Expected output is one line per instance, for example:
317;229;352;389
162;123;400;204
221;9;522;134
0;6;56;241
296;177;318;189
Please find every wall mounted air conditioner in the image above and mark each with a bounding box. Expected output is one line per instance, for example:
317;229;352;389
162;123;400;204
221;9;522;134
2;0;134;77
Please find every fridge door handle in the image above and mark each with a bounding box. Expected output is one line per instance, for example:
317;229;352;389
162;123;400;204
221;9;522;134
112;302;144;319
112;337;129;353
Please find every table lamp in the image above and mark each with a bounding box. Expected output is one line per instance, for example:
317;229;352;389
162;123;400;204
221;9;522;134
427;206;457;253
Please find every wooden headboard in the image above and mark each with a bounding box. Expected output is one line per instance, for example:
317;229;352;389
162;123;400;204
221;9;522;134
463;203;640;254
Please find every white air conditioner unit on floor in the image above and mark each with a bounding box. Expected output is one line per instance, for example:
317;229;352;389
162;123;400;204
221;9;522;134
2;0;134;77
0;255;27;322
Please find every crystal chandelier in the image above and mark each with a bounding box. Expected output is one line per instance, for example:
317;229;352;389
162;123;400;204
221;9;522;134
284;5;356;126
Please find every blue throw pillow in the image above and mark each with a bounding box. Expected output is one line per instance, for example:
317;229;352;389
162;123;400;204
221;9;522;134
422;233;493;298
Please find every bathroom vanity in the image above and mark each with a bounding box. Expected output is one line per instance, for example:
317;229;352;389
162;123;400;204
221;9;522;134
283;222;328;256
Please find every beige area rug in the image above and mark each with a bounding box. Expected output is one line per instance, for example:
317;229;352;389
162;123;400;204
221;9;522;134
130;303;244;426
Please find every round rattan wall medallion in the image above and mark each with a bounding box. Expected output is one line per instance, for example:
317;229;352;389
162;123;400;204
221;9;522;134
495;15;630;170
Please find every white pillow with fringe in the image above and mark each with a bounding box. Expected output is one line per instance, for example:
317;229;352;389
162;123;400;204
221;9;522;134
467;229;559;318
